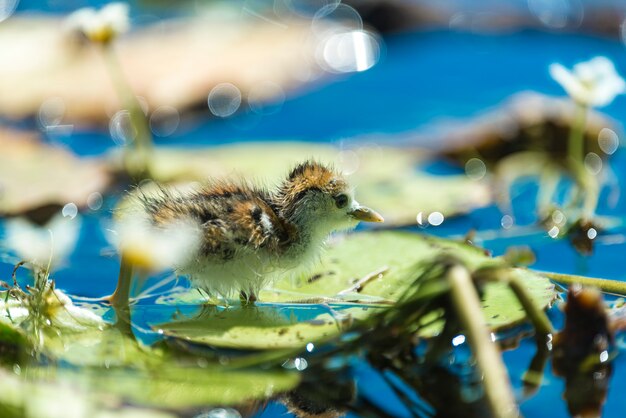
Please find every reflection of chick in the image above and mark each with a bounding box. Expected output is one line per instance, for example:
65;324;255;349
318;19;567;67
141;161;383;301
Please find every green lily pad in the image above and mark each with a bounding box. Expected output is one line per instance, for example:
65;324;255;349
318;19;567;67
0;363;297;415
124;142;491;226
158;231;557;349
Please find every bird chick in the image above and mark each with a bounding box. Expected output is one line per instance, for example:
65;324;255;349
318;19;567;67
139;161;384;302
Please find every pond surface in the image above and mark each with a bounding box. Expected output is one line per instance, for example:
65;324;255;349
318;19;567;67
4;7;626;416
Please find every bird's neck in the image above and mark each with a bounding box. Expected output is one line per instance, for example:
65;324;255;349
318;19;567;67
283;211;332;263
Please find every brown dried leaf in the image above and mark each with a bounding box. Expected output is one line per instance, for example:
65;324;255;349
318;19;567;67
0;129;111;217
0;15;321;124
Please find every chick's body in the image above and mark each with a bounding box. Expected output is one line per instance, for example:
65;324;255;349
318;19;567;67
141;162;383;300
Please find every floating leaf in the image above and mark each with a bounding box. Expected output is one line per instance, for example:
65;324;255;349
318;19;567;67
125;142;490;226
158;231;557;349
0;362;294;416
0;15;322;124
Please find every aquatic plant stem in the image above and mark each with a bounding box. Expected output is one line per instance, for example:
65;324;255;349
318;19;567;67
110;254;133;309
507;275;554;336
568;103;587;166
540;271;626;296
447;265;519;418
110;254;134;337
100;44;153;179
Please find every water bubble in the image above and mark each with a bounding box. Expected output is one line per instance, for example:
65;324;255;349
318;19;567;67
87;192;103;211
552;210;565;225
109;110;137;146
248;82;285;115
416;212;424;226
294;357;308;371
587;228;598;240
337;149;360;175
306;342;315;352
312;3;362;35
195;408;242;418
465;158;487;180
149;105;180;137
320;30;380;73
584;152;603;175
38;97;66;129
0;0;19;23
62;203;78;220
428;212;444;226
452;335;466;346
501;215;514;229
548;226;560;238
208;83;242;118
598;128;619;155
599;350;609;363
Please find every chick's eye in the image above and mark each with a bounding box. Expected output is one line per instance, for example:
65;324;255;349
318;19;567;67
334;194;349;209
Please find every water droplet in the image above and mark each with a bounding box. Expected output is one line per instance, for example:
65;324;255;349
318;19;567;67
452;335;466;346
416;212;424;226
62;203;78;220
587;228;598;240
87;192;103;211
294;357;308;371
247;82;285;115
109;110;137;146
599;350;609;363
501;215;514;229
465;158;487;180
149;105;180;137
306;342;315;352
584;152;603;175
195;408;242;418
428;212;444;226
208;83;242;118
598;128;619;155
320;30;381;73
548;226;560;238
12;364;20;375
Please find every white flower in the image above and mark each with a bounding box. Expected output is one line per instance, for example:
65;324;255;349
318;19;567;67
4;212;81;271
45;289;105;331
65;2;130;44
109;214;202;273
549;56;626;107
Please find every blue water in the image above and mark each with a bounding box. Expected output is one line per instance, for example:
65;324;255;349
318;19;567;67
6;3;626;416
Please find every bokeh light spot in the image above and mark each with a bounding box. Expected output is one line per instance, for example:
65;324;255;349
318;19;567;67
62;203;78;220
109;110;137;146
208;83;242;118
149;105;180;137
598;128;619;155
465;158;487;180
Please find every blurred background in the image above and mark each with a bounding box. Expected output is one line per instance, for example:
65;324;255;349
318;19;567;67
4;1;626;416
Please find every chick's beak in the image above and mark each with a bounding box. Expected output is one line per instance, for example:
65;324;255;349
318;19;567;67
348;204;384;223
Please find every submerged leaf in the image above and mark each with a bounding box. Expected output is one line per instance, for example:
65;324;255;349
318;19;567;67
158;231;556;349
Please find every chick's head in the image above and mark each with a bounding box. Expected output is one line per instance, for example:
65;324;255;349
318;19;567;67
277;161;383;232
